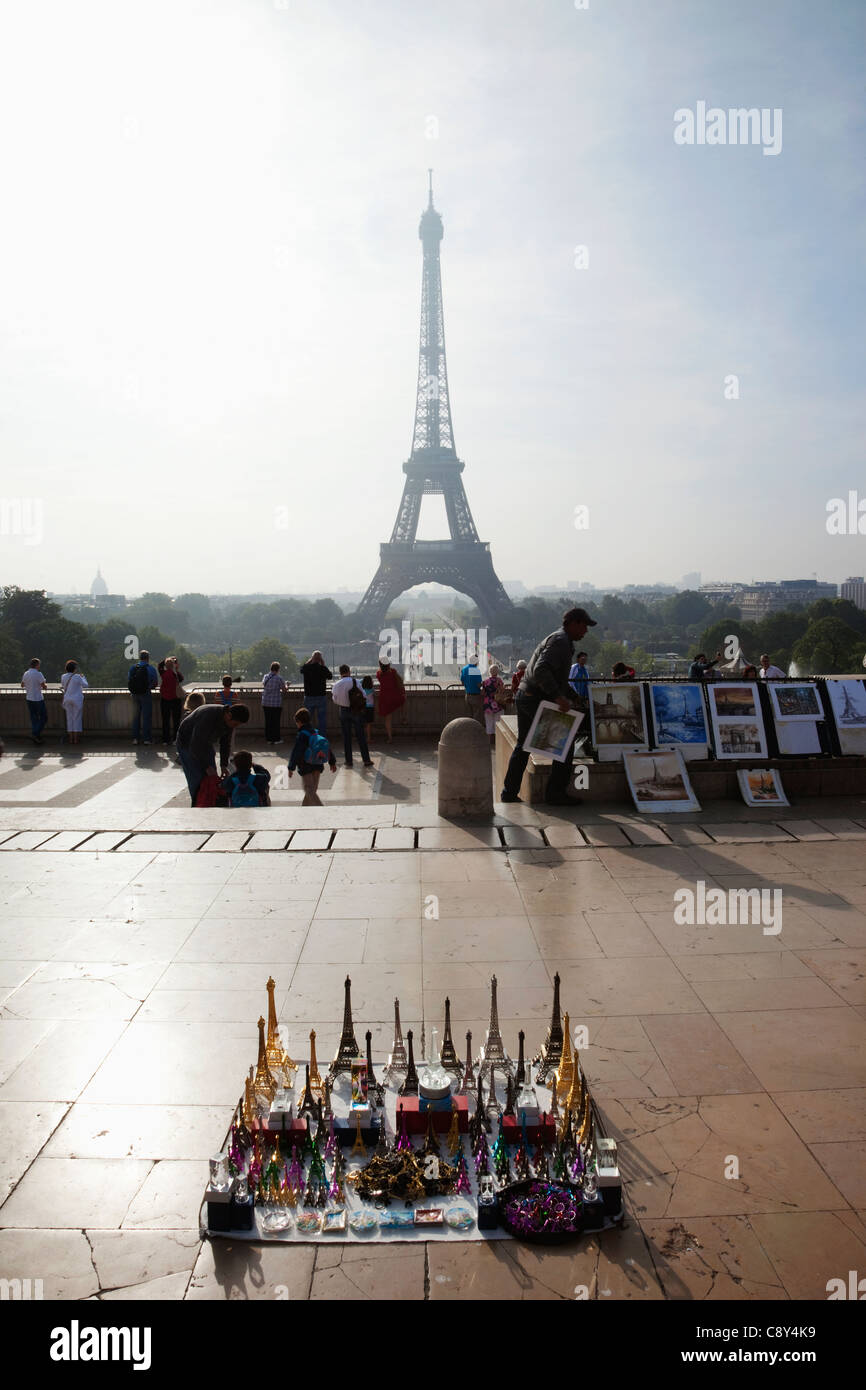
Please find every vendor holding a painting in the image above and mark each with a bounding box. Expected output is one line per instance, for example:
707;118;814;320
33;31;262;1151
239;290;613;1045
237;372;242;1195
501;606;597;806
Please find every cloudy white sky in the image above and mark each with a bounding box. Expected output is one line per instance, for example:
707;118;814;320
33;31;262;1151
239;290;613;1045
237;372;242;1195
1;0;863;600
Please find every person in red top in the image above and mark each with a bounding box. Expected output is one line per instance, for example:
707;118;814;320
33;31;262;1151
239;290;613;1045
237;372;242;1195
375;660;406;743
158;656;185;744
611;662;635;682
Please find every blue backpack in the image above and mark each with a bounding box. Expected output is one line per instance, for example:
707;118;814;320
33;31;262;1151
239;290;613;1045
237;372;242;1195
304;730;330;768
229;773;262;808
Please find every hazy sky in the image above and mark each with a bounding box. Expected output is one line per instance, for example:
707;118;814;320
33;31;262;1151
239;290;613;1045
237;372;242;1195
1;0;863;600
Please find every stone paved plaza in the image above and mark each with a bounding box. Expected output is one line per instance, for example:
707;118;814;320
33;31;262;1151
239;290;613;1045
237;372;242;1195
1;743;865;1300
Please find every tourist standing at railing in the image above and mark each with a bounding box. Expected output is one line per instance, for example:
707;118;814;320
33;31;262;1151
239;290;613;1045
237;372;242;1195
262;662;288;745
300;651;332;733
460;653;484;726
568;651;590;709
481;664;508;746
501;607;597;806
611;661;635;682
361;674;376;743
158;657;185;745
376;659;405;742
127;650;159;745
331;664;374;767
60;660;88;745
687;651;721;681
214;675;238;775
759;654;786;679
511;659;527;696
21;657;48;745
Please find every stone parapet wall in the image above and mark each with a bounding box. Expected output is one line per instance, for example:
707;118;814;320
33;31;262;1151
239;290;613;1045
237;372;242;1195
0;685;467;739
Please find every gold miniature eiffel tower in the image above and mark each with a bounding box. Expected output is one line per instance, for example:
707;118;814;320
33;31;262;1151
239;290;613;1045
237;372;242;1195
308;1030;323;1099
446;1099;461;1156
265;977;298;1084
555;1012;575;1103
254;1018;277;1104
564;1057;582;1120
243;1069;256;1127
351;1112;367;1157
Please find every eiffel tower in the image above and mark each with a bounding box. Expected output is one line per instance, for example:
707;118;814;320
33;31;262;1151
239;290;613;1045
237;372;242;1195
355;173;515;633
329;976;361;1080
477;975;513;1078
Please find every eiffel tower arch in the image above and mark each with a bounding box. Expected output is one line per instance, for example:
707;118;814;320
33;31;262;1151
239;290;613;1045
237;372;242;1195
356;174;516;635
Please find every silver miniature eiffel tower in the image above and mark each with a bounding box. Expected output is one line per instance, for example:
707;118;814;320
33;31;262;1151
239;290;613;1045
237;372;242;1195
328;975;362;1080
532;971;564;1085
486;1062;502;1119
477;975;513;1078
383;997;408;1081
456;1029;475;1096
438;997;462;1078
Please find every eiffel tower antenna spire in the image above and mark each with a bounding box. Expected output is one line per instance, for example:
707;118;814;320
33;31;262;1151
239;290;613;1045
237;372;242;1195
329;975;362;1080
356;179;515;632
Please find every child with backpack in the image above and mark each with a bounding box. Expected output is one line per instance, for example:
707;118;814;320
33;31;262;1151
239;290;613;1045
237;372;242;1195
287;707;337;806
219;750;271;808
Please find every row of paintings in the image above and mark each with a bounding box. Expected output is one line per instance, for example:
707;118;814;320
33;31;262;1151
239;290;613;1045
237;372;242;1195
587;679;866;760
523;680;866;768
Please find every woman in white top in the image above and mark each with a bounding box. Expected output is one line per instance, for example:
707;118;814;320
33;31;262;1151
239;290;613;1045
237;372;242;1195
60;660;89;743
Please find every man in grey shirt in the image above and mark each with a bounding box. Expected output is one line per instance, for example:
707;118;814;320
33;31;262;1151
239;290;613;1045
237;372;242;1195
176;703;251;805
501;607;596;805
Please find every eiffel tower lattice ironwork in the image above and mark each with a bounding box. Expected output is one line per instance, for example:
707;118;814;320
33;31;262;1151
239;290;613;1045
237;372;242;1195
329;976;362;1080
355;173;515;632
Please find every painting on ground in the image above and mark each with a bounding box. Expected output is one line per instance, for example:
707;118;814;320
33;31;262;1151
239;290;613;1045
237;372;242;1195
649;683;709;759
589;683;648;761
623;749;700;813
737;768;789;807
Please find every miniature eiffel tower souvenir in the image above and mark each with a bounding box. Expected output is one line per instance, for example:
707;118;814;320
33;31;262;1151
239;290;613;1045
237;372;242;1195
383;997;408;1081
302;1115;314;1159
474;1063;491;1134
532;1131;549;1182
454;1149;472;1196
456;1030;475;1096
374;1115;390;1158
321;1074;333;1120
308;1030;323;1098
422;1107;441;1157
555;1012;575;1103
309;1134;327;1185
548;1077;559;1119
477;975;514;1078
316;1182;328;1209
398;1030;420;1097
242;1076;256;1129
351;1112;367;1158
365;1030;386;1109
325;1115;337;1161
254;1017;277;1104
439;997;462;1077
485;1064;501;1120
329;976;362;1081
552;1137;567;1181
559;1107;576;1153
503;1073;516;1118
265;976;298;1084
420;1006;427;1065
446;1100;461;1157
474;1138;490;1177
532;971;564;1085
515;1030;526;1089
396;1103;412;1152
516;1061;538;1114
297;1064;318;1120
287;1145;304;1192
235;1097;252;1152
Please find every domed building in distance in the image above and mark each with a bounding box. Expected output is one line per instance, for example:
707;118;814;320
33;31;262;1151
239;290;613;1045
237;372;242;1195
90;567;109;599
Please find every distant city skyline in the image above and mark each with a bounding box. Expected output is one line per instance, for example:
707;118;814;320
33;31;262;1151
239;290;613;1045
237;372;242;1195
1;2;863;597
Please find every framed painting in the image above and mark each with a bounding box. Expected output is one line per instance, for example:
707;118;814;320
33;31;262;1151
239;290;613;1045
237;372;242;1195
589;682;648;761
623;749;700;813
